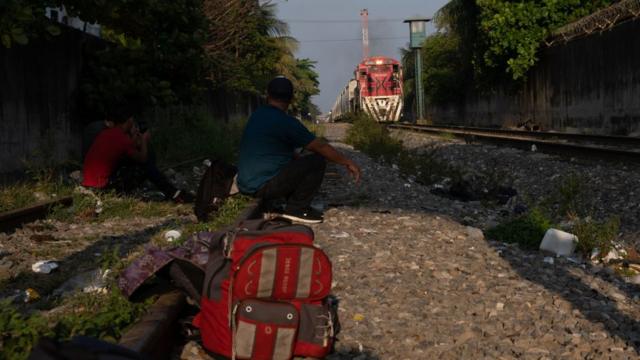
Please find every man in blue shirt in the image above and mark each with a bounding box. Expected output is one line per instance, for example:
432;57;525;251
238;77;361;223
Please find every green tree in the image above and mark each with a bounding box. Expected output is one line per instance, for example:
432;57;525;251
475;0;613;80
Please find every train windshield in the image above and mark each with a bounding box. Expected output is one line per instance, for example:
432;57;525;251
370;65;390;73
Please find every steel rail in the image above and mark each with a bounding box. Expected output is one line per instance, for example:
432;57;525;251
389;123;640;164
389;123;640;147
118;200;263;359
0;197;73;233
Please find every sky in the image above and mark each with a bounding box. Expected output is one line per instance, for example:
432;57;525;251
274;0;449;113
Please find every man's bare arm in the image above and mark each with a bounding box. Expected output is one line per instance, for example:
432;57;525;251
306;139;361;183
129;132;150;163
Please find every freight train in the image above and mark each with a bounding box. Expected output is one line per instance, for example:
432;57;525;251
330;56;403;122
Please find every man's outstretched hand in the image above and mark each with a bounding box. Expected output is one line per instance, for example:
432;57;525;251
345;160;361;184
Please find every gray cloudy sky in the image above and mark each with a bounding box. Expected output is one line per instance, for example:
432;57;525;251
273;0;448;112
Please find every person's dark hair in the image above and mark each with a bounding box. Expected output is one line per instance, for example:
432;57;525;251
106;104;137;124
267;76;294;102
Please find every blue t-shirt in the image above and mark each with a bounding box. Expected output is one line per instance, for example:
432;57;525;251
237;105;316;194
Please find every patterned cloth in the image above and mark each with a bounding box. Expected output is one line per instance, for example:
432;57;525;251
117;232;219;298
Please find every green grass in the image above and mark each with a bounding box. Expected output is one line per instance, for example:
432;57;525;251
0;178;74;213
0;288;153;360
486;208;552;249
49;190;187;224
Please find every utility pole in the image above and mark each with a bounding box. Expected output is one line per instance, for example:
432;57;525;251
361;9;369;59
404;17;431;122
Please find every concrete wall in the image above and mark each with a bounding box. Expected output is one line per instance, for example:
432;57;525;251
428;17;640;136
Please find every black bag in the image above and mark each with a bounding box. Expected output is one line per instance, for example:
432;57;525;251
28;337;145;360
193;159;237;222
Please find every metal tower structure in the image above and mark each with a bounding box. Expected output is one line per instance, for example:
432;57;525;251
361;9;369;59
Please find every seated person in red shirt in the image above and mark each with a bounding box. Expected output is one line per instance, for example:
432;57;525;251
82;108;191;202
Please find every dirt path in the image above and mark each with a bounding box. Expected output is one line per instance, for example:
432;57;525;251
313;123;640;359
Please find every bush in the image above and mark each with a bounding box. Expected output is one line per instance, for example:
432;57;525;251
345;114;403;163
149;109;246;166
572;216;620;257
486;208;552;249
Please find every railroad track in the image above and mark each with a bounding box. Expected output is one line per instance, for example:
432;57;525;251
388;123;640;163
0;196;73;233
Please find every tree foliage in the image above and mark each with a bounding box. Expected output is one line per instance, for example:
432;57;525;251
404;0;615;109
476;0;613;80
1;0;321;118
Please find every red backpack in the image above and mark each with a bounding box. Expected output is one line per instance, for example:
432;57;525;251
193;221;339;360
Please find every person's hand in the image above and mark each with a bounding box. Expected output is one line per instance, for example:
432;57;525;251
345;160;361;184
142;130;151;143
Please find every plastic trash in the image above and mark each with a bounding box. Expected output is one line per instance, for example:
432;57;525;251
330;231;350;239
164;230;182;242
540;229;578;256
32;260;59;274
543;257;555;265
24;288;40;303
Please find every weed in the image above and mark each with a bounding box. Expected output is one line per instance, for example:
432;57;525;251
182;195;252;236
538;173;592;221
149;109;246;166
486;208;552;249
345;114;463;186
571;216;620;256
438;132;456;141
345;114;404;163
0;180;74;213
302;120;325;137
0;288;153;360
49;190;183;224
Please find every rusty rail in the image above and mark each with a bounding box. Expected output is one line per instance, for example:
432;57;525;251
0;196;73;233
389;123;640;164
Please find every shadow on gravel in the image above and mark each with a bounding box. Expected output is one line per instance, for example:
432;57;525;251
0;220;180;301
491;241;640;354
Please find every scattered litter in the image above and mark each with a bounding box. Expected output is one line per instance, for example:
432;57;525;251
353;313;365;322
592;248;625;264
330;231;350;239
24;288;40;303
31;260;59;274
164;230;182;242
540;229;578;256
543;257;555;265
203;159;212;167
602;249;624;264
54;269;111;297
566;256;581;264
531;144;538;152
496;302;505;311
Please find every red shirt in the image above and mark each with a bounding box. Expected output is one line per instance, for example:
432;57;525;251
82;127;137;188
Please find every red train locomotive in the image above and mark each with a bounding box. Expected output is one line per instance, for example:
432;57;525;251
331;56;404;122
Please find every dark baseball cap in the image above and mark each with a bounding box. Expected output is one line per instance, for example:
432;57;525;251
267;76;294;102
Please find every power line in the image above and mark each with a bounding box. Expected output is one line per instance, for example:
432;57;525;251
299;36;406;43
283;19;406;24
